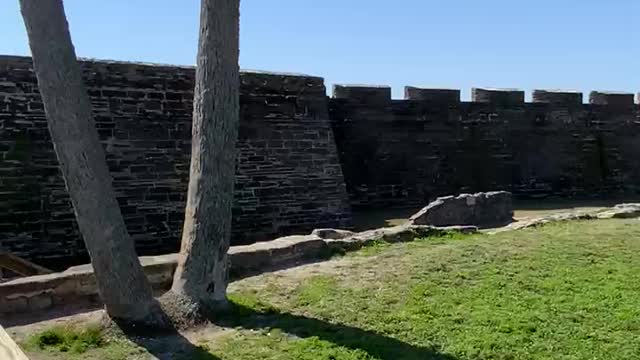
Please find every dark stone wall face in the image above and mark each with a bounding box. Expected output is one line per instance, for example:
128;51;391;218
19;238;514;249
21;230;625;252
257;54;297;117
2;55;639;268
234;73;351;244
0;56;351;268
330;86;640;209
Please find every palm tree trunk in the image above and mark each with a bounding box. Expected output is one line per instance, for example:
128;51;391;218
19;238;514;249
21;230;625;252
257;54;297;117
170;0;240;308
19;0;164;327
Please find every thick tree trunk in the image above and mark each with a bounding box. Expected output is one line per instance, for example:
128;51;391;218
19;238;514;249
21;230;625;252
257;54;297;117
19;0;164;326
170;0;240;308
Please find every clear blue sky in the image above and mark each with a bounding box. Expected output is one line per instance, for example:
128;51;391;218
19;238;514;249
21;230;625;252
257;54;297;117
1;0;638;100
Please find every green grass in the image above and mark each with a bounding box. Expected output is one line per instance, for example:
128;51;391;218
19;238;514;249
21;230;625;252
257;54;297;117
21;325;149;359
23;325;104;354
23;219;640;359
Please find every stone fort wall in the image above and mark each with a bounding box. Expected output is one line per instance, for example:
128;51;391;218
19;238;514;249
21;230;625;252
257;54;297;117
330;86;640;209
1;54;639;267
0;55;351;268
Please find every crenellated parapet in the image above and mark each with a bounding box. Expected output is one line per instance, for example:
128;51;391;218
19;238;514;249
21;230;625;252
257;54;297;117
532;90;583;107
589;91;635;106
404;87;460;105
333;84;392;105
328;82;640;209
471;88;525;108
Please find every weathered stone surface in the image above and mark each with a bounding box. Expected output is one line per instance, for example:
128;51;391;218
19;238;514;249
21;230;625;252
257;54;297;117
491;203;640;233
0;55;351;268
409;192;513;228
311;228;355;240
404;87;460;104
329;90;640;211
341;225;413;245
333;84;391;104
532;90;583;106
493;211;596;232
589;91;635;107
436;225;479;234
324;224;478;252
27;293;53;311
229;235;328;277
596;203;640;219
472;88;525;107
0;297;27;313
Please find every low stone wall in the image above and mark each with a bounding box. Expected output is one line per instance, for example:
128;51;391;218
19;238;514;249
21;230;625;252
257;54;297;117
492;203;640;233
0;224;472;318
4;202;637;319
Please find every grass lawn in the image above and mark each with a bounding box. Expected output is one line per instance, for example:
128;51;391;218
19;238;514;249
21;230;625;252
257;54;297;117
20;219;640;359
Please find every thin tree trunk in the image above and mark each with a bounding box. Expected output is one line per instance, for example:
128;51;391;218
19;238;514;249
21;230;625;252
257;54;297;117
170;0;240;308
19;0;164;326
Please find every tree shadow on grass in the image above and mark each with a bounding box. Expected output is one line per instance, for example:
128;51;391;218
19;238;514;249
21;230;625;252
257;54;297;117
115;301;220;360
211;302;458;360
124;331;219;360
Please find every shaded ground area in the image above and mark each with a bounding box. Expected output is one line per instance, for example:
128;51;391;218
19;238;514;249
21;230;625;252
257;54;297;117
350;197;638;230
11;218;640;359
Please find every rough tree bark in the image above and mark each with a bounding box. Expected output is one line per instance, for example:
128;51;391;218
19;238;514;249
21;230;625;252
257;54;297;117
19;0;165;327
169;0;240;311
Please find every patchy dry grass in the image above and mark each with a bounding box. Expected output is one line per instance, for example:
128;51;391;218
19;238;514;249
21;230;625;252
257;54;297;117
21;219;640;359
19;324;143;359
22;325;104;354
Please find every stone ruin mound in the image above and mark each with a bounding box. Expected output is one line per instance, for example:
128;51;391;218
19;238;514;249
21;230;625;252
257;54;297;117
409;191;514;228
